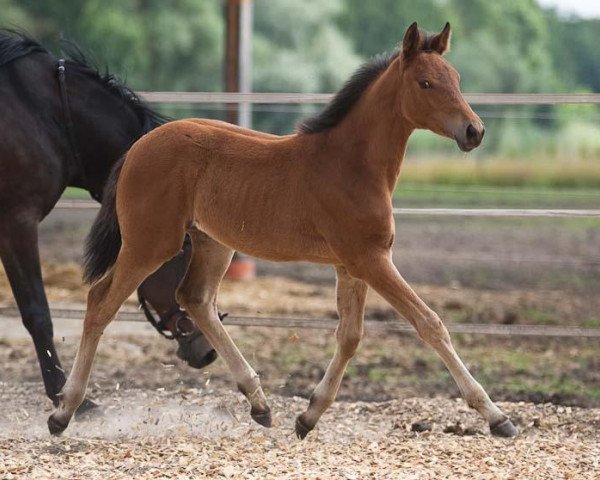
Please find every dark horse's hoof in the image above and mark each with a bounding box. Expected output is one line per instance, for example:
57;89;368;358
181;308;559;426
295;415;313;440
75;398;100;418
490;418;519;438
250;406;272;428
47;414;68;436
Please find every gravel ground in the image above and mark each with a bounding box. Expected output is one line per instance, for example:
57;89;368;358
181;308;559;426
1;384;598;479
1;235;599;477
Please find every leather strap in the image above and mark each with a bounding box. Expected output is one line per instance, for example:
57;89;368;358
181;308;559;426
57;59;101;201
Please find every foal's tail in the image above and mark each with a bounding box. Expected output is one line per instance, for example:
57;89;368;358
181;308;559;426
82;156;125;284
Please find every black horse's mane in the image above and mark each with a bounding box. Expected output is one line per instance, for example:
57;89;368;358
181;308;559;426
59;39;168;131
0;29;47;67
0;29;167;131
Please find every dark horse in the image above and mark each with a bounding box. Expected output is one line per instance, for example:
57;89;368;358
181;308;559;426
0;30;217;412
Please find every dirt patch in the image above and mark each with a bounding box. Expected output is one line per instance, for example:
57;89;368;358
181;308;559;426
36;207;600;292
1;322;598;410
2;262;598;327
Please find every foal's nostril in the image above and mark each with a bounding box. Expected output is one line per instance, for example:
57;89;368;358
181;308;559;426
466;124;478;142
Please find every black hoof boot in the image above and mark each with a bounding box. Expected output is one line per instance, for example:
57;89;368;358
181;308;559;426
295;414;313;440
490;418;519;437
251;406;272;428
47;414;68;436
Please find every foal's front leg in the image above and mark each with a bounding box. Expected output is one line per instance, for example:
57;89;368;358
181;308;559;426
295;265;368;439
351;253;518;437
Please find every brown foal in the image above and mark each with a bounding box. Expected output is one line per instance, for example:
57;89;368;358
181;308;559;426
49;23;518;438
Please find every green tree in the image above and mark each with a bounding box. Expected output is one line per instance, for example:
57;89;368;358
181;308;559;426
0;0;33;29
338;0;448;57
547;15;600;93
252;0;361;133
253;0;360;93
16;0;224;91
447;0;555;93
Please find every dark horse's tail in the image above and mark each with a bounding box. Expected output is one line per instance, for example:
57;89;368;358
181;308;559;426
83;156;125;284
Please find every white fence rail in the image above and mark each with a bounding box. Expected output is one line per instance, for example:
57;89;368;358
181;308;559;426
1;307;598;338
138;92;600;105
54;201;600;218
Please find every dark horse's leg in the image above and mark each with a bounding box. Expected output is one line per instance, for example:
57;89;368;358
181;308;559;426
0;217;96;413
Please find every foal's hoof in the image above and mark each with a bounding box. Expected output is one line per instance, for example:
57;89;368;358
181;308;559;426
47;414;69;436
251;406;272;428
295;414;313;440
75;398;99;418
490;418;519;438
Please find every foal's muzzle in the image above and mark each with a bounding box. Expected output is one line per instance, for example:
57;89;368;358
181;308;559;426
456;123;485;152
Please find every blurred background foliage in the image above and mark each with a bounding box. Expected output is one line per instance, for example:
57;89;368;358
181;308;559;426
2;0;600;186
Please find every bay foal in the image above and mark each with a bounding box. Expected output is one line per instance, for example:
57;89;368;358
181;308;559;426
49;23;518;438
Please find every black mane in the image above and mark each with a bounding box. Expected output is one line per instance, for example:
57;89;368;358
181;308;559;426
297;51;399;135
0;29;47;67
59;40;168;132
298;28;441;135
0;29;167;132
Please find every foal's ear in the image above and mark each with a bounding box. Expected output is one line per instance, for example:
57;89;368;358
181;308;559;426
429;22;452;55
402;22;421;60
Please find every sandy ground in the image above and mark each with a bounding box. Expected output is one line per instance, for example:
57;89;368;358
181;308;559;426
1;284;599;478
1;383;598;479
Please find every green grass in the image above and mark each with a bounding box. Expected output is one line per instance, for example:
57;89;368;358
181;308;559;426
463;347;600;401
63;187;91;199
582;318;600;328
394;183;600;209
394;154;600;209
400;156;600;189
519;308;561;326
504;378;600;400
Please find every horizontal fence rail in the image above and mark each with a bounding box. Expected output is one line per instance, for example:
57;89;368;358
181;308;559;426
139;92;600;105
391;208;600;218
55;200;600;218
0;307;598;338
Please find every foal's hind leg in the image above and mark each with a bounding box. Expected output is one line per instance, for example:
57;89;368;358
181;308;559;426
349;254;518;437
176;231;271;427
295;266;367;439
47;244;180;435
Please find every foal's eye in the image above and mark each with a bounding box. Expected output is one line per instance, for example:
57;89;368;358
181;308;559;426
419;80;432;89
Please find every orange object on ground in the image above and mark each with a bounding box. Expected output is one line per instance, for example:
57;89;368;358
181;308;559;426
225;254;256;281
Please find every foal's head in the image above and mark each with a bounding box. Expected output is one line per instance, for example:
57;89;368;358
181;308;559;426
398;23;484;152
